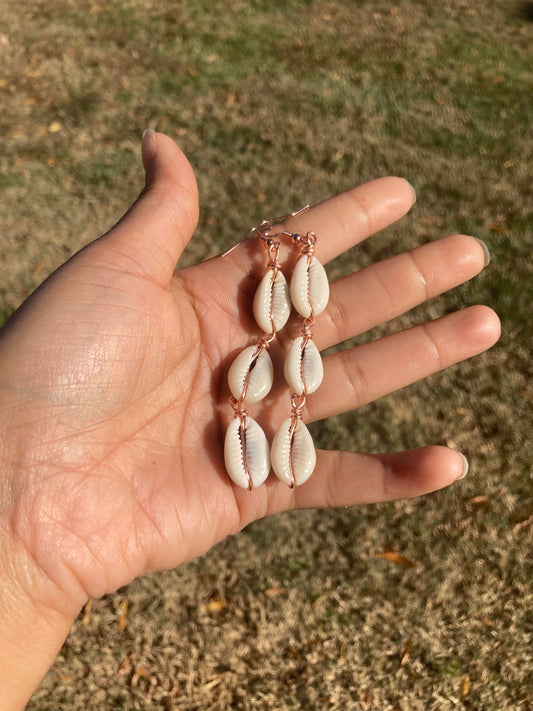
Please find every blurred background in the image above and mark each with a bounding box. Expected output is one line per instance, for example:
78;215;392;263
0;1;531;709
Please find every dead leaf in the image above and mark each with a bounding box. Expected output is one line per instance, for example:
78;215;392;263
338;640;347;661
117;598;128;632
130;665;158;691
468;495;489;508
132;665;152;680
458;516;473;531
167;680;180;698
82;598;93;626
375;550;418;568
486;223;507;233
479;616;495;628
265;587;286;596
359;691;372;710
400;639;412;666
118;653;134;676
201;596;228;613
48;121;63;133
513;514;533;533
461;675;471;698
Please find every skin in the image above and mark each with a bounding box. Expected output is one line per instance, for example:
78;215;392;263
0;132;500;709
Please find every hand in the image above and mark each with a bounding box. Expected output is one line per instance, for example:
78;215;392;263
0;132;499;707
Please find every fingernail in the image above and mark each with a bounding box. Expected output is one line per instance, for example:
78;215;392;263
473;238;490;267
456;452;469;480
141;128;156;164
403;179;416;205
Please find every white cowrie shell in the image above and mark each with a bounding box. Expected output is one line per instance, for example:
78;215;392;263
271;418;316;487
290;255;329;318
253;269;291;334
228;345;273;403
284;337;323;395
224;417;270;489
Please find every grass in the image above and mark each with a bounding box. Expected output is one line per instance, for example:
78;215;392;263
1;0;532;708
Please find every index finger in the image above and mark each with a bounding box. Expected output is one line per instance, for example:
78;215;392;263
229;177;416;268
282;176;416;264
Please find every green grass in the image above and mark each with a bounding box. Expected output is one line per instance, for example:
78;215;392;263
1;0;532;709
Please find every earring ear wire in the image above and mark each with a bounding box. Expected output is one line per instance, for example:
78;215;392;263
220;205;310;257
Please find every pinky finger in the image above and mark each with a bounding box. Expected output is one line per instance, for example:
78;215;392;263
291;446;468;509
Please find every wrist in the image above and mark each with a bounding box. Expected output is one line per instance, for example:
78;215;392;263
0;499;81;709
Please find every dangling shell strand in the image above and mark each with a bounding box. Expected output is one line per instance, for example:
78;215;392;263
271;231;329;488
224;235;291;490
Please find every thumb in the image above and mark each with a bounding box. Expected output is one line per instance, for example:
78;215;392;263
100;130;199;284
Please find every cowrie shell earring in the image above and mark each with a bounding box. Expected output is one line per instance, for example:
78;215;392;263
271;231;329;487
223;215;294;490
222;210;329;490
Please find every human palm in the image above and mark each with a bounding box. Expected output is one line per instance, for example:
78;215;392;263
0;133;499;617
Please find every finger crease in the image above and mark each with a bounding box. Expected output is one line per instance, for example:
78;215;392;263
323;292;346;345
344;191;373;236
405;250;430;301
419;322;444;371
340;350;368;408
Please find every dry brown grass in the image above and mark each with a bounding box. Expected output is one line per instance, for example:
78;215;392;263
0;1;531;708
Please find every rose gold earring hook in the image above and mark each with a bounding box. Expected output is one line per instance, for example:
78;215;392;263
221;205;310;257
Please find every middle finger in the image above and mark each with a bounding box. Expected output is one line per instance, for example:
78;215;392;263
309;233;488;351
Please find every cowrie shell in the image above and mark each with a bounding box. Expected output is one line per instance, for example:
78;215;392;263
253;269;291;334
228;345;273;403
290;255;329;318
224;417;270;489
271;418;316;487
284;337;323;396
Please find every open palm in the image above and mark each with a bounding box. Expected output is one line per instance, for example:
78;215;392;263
0;133;499;617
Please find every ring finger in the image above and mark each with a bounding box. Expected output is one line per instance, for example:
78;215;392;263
305;304;500;423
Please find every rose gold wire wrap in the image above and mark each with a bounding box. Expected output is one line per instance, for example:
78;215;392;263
228;399;253;490
292;231;316;257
